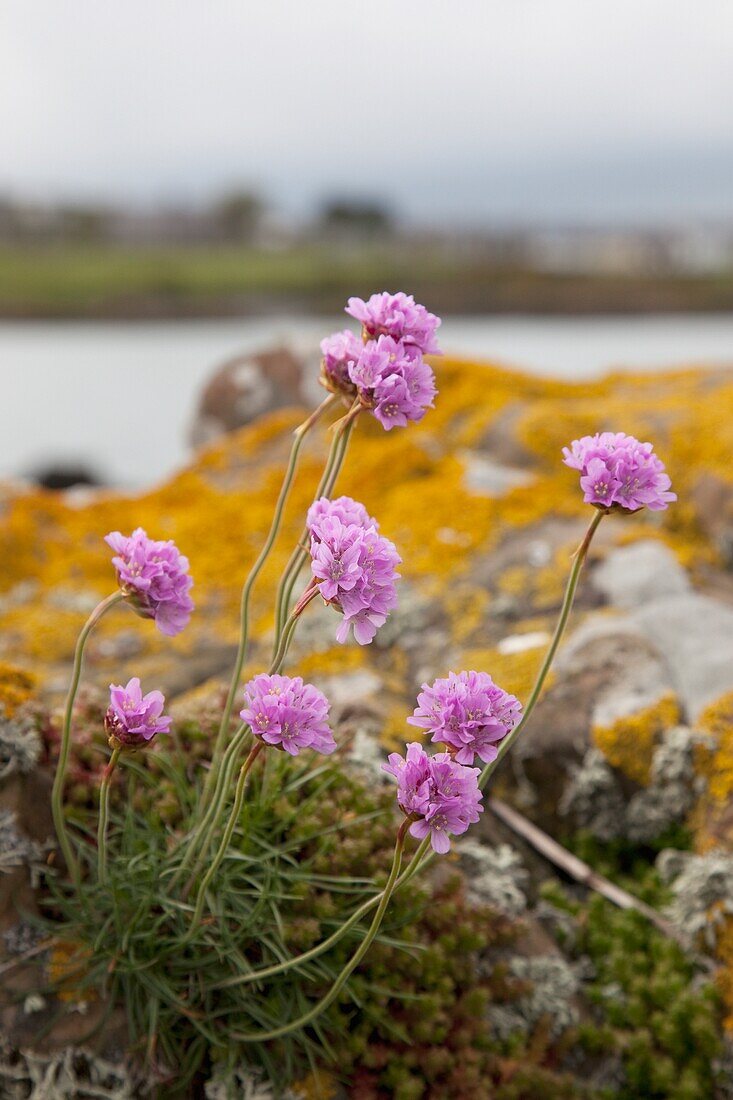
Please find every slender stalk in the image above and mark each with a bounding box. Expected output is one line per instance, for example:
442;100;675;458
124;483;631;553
213;827;430;991
171;724;249;886
479;508;604;789
380;512;606;892
230;819;409;1042
202;394;339;812
189;742;264;931
214;510;604;995
273;404;359;649
178;602;305;886
97;746;121;884
51;590;125;887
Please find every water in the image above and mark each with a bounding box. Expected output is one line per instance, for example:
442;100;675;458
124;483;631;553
2;314;732;488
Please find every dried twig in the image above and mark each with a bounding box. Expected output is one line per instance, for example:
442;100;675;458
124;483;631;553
487;795;686;946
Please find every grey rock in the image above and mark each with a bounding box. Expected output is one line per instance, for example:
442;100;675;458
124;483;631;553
630;592;733;719
189;345;309;448
461;453;536;497
593;540;690;610
555;614;675;731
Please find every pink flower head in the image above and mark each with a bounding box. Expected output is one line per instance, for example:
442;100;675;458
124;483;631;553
347;335;437;431
562;432;676;513
240;673;335;756
382;742;483;853
105;677;171;748
105;527;194;636
319;329;361;396
308;513;401;645
307;496;378;540
346;292;442;355
408;670;522;765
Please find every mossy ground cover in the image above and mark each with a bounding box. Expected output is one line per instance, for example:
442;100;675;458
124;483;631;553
35;716;600;1099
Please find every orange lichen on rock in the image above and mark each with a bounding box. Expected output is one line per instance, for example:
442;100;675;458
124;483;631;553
0;356;728;710
0;662;36;716
592;693;681;787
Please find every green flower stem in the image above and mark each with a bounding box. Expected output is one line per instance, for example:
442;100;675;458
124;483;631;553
213;824;429;992
51;590;125;888
172;723;249;888
189;741;264;932
97;746;121;884
273;404;360;650
343;511;606;908
178;606;303;887
479;508;604;791
201;394;339;814
230;818;409;1042
205;510;598;1003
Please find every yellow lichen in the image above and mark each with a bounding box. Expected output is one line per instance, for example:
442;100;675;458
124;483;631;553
47;940;95;1004
0;356;729;722
691;692;733;808
460;644;550;705
714;918;733;1032
0;662;36;716
592;693;680;786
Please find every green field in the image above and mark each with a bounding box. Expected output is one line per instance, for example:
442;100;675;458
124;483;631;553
2;243;733;317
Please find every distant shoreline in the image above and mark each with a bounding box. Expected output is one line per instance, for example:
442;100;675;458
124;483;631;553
2;244;733;320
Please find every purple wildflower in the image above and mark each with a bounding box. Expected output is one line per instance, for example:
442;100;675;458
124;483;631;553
408;670;522;765
105;677;171;748
382;742;483;853
562;432;676;513
105;527;194;636
346;292;442;355
307;496;378;539
240;673;335;756
319;329;361;396
308;512;401;645
348;335;437;431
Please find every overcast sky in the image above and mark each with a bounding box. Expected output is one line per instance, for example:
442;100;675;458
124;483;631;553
2;1;733;225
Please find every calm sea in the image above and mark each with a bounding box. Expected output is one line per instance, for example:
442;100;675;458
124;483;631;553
2;314;732;487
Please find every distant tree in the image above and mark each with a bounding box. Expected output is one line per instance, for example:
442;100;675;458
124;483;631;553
57;205;111;244
319;199;393;238
212;191;264;244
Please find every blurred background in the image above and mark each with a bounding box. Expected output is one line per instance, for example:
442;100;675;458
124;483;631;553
2;0;733;487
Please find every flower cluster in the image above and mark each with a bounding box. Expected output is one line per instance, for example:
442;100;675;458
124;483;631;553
240;674;335;756
319;329;362;395
308;500;401;645
383;742;483;853
563;432;676;513
105;527;194;636
408;670;522;765
307;495;378;536
319;292;439;430
105;677;171;749
346;291;441;354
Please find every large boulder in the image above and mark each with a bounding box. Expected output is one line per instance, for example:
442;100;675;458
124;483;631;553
189;345;313;448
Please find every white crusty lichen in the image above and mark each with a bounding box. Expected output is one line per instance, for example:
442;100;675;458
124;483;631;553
657;848;733;949
561;726;703;844
626;726;702;842
0;1042;140;1100
0;810;51;885
0;707;42;781
204;1064;298;1100
458;840;529;918
559;748;627;841
486;954;579;1040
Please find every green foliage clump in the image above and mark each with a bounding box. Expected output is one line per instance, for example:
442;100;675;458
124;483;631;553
542;876;724;1100
40;733;592;1098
